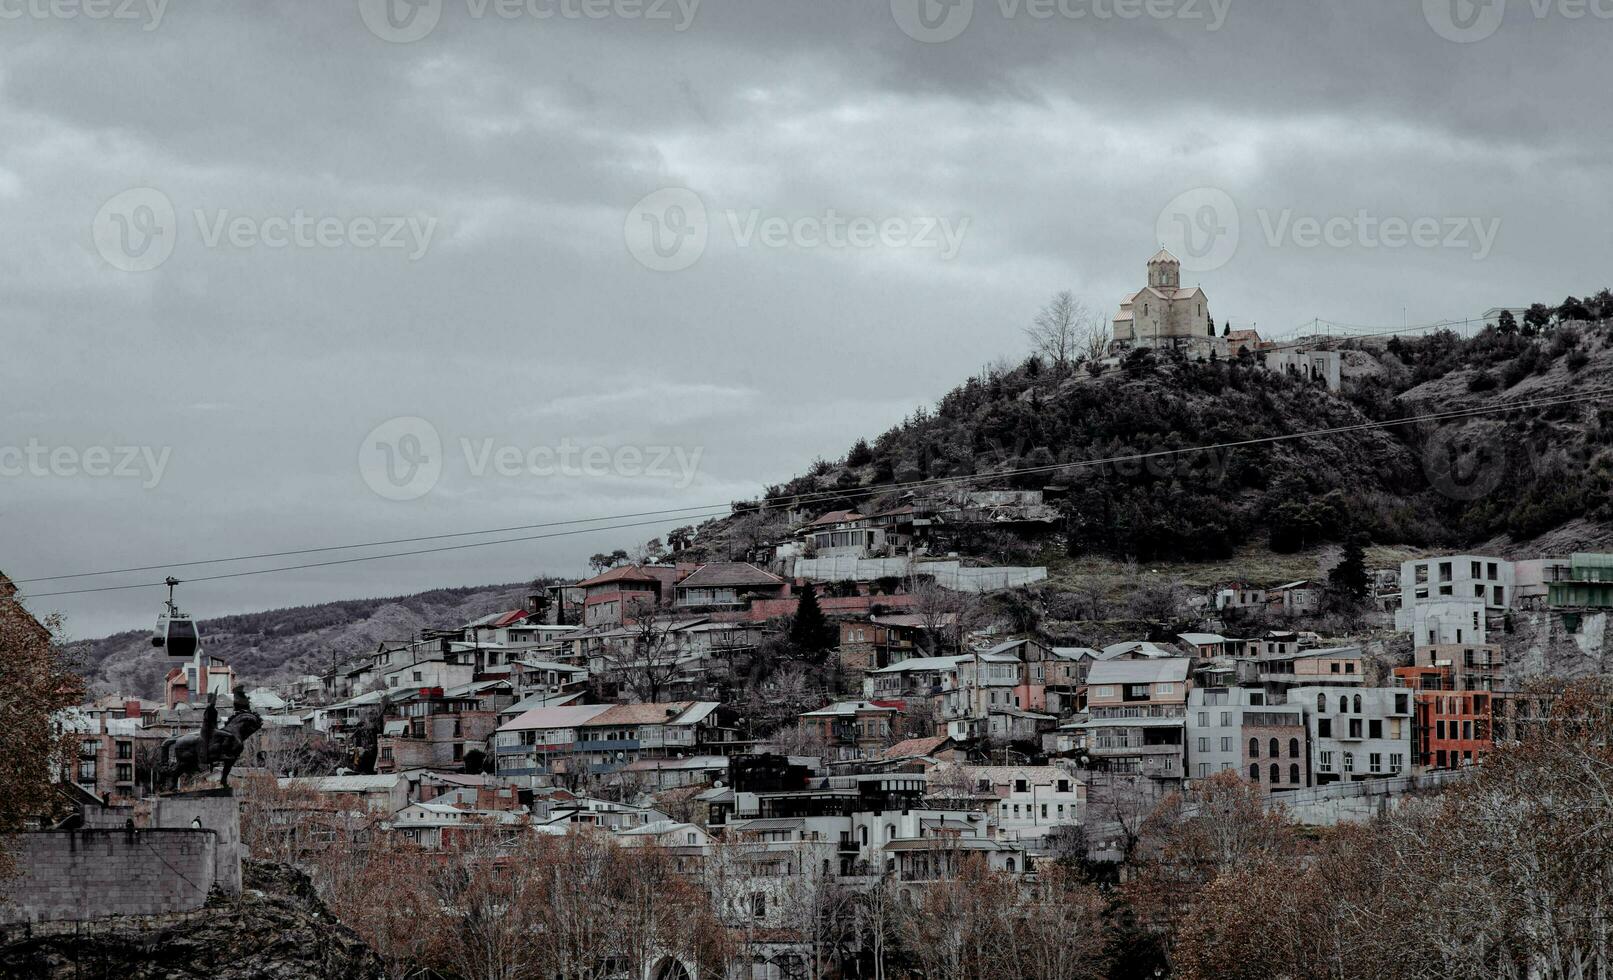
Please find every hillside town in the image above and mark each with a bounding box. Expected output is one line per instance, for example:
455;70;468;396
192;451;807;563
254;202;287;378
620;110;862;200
12;524;1613;976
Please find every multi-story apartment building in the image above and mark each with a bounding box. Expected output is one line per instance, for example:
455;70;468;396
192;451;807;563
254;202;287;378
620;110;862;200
926;764;1084;840
1412;642;1505;691
1185;685;1305;792
1251;646;1365;700
1291;686;1412;785
1077;658;1190;783
1395;555;1514;643
939;651;1026;739
1393;666;1494;770
798;700;901;760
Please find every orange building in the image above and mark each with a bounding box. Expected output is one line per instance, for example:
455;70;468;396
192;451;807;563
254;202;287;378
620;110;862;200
1393;666;1493;770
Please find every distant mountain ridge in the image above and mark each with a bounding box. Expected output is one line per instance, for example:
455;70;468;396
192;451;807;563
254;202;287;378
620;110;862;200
68;583;534;699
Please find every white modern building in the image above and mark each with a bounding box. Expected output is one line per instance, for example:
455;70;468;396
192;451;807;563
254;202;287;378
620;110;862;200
1291;686;1412;785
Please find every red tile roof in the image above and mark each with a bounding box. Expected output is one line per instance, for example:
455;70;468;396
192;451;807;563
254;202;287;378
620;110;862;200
883;735;952;760
578;565;665;588
804;510;861;528
675;562;785;589
580;701;713;727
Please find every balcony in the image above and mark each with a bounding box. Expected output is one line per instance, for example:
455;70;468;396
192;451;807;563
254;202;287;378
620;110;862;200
575;739;641;752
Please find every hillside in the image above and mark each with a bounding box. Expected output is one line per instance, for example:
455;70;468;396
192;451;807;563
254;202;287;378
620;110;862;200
69;582;533;698
687;320;1613;569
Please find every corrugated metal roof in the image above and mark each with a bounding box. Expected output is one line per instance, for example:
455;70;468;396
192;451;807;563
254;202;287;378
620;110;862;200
1086;657;1191;685
497;703;612;733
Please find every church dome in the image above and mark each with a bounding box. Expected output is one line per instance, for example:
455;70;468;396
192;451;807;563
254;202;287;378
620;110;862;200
1148;247;1180;266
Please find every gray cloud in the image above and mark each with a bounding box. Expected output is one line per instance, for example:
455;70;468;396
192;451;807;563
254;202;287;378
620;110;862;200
2;0;1609;637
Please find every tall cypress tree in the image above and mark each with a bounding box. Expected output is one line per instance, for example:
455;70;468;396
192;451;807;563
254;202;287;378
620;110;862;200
790;581;835;660
1328;535;1371;606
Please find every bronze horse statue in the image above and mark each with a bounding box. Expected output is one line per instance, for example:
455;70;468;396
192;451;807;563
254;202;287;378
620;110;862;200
157;687;263;791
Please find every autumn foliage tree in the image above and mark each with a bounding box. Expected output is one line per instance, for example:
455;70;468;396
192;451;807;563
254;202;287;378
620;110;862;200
0;575;84;878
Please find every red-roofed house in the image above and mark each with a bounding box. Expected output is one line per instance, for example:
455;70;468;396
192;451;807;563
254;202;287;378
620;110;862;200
577;564;685;626
672;562;789;611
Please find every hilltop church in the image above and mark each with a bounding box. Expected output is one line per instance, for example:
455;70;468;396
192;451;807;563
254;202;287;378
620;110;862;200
1111;248;1220;357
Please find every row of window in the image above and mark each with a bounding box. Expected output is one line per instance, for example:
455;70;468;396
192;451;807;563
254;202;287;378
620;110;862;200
1250;763;1301;784
1317;751;1404;773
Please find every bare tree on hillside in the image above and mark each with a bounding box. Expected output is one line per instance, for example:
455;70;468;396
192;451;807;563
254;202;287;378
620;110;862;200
908;575;990;654
1026;291;1104;371
602;596;685;703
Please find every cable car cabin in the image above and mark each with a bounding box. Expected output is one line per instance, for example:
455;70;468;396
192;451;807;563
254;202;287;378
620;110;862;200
153;612;200;659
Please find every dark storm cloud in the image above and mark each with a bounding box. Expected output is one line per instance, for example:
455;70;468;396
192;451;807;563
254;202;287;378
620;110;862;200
1;0;1608;637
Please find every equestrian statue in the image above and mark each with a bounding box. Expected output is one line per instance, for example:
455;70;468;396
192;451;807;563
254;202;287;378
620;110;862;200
157;685;262;792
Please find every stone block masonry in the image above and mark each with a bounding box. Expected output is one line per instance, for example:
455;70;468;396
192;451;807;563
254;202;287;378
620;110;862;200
0;828;216;925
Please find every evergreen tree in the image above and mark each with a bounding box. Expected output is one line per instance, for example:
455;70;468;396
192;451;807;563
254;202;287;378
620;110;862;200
790;581;836;660
1327;534;1371;606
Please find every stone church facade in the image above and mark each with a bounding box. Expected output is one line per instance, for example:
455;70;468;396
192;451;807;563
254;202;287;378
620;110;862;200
1112;249;1221;358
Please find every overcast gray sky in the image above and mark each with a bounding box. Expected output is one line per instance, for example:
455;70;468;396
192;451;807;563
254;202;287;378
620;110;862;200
3;0;1607;638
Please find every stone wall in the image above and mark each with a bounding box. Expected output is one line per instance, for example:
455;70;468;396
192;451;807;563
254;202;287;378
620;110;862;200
81;791;244;898
0;828;216;925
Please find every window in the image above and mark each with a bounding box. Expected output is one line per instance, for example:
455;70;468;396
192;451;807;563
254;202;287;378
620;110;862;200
1289;763;1300;784
752;893;767;919
1343;752;1355;774
1249;764;1260;781
1014;779;1028;793
1197;712;1208;727
1349;719;1363;738
1270;763;1280;783
1318;750;1334;771
1317;694;1326;713
1369;720;1383;739
1389;753;1404;772
1353;694;1362;714
1339;696;1349;714
1197;737;1209;752
1269;738;1280;758
1289;737;1300;758
1318;718;1332;737
1220;736;1232;752
1249;738;1260;758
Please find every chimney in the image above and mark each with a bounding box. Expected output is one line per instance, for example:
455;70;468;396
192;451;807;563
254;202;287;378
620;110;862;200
124;700;141;719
